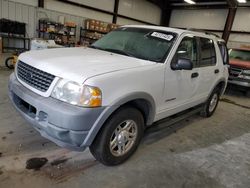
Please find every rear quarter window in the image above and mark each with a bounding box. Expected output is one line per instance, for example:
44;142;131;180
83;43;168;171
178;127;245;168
218;41;229;65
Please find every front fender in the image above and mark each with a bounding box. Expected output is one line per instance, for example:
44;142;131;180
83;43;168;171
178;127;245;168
81;92;156;147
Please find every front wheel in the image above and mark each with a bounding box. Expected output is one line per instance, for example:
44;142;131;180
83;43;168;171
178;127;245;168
200;88;220;117
90;106;144;166
5;57;15;69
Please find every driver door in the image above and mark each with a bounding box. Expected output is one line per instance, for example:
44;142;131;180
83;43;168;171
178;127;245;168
157;35;201;119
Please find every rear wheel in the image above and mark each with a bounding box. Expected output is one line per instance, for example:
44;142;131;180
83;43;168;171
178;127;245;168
90;106;144;166
200;88;220;117
5;57;15;69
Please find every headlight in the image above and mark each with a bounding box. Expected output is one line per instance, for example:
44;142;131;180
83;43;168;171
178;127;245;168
51;79;102;107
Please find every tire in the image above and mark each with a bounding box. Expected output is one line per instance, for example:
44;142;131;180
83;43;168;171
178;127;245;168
89;106;144;166
5;57;14;69
200;88;220;118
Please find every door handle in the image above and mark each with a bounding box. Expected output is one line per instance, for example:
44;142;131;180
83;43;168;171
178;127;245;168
191;72;199;78
214;69;219;74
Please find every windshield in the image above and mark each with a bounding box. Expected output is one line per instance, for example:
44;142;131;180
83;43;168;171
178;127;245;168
229;49;250;62
90;27;177;63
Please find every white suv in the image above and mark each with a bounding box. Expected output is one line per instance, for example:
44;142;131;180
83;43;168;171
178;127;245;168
8;25;228;165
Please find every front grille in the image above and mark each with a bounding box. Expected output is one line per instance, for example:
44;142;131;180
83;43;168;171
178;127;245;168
17;61;55;92
229;66;242;77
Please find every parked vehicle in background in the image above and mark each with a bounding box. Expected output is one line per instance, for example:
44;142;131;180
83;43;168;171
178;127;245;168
8;26;229;165
228;48;250;96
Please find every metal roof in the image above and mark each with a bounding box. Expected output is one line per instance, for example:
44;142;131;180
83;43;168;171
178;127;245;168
148;0;250;9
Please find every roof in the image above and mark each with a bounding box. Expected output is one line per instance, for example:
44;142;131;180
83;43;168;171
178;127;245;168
122;25;187;34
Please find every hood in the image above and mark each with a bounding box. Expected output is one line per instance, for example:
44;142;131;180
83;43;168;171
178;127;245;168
229;59;250;69
18;47;156;83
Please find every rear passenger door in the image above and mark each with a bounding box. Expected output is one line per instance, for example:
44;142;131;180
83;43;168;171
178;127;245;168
195;37;219;99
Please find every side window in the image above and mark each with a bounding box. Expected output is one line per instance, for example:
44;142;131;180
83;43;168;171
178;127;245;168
218;42;229;65
171;36;198;68
200;38;216;66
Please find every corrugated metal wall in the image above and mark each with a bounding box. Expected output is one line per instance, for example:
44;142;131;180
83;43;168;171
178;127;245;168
43;0;161;25
169;9;228;38
0;0;161;43
118;0;161;25
0;0;162;50
0;0;36;38
169;8;250;48
44;0;113;23
0;0;89;50
0;0;88;39
228;9;250;48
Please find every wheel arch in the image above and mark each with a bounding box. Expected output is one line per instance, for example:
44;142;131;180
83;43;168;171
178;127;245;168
215;79;227;96
82;92;156;147
208;78;227;98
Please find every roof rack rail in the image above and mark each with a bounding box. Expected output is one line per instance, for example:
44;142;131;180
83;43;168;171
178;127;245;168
204;32;221;38
186;28;221;38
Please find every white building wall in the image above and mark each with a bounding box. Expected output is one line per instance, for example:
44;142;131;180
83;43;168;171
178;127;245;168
0;0;162;50
118;0;161;25
0;0;88;50
116;17;145;25
228;9;250;48
68;0;115;12
44;0;161;25
228;34;250;48
1;0;162;37
169;8;250;48
169;9;228;30
8;0;37;6
43;0;113;23
0;0;36;49
232;9;250;31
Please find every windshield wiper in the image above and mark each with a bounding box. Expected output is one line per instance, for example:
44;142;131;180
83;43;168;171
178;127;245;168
88;45;104;50
89;46;134;57
89;46;159;62
103;48;136;58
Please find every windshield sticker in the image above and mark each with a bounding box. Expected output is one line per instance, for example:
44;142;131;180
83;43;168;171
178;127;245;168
151;32;174;41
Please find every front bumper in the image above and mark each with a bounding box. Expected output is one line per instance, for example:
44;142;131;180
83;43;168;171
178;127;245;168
228;76;250;88
8;73;105;151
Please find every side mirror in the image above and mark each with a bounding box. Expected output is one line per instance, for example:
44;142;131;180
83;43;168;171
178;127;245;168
171;58;193;70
